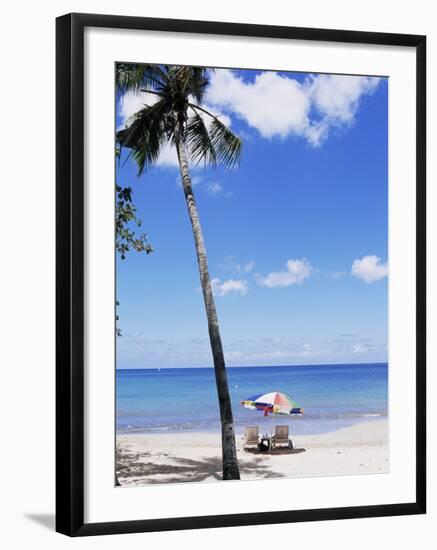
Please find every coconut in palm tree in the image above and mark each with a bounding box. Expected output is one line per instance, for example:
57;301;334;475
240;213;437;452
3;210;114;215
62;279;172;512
116;64;242;480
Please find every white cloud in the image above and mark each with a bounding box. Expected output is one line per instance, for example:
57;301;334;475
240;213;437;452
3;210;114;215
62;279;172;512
118;90;158;128
351;344;375;354
244;260;255;273
305;74;380;145
118;331;387;368
351;255;388;283
256;258;312;288
308;74;380;123
207;70;310;139
154;142;179;167
211;277;248;297
224;343;321;363
219;256;255;273
206;69;381;146
206;181;223;196
224;350;244;361
176;179;231;198
177;175;203;188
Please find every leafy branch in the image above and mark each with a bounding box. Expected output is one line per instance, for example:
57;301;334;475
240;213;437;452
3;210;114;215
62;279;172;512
115;184;153;259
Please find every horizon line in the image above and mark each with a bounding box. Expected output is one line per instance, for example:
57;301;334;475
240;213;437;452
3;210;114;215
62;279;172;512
116;361;388;370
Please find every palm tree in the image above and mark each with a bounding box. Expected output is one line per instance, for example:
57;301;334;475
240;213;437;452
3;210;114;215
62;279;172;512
116;64;242;480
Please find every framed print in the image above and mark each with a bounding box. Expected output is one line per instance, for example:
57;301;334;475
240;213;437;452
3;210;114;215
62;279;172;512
56;13;426;536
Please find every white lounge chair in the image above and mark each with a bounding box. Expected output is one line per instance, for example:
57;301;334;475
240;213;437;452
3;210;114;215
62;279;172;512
273;425;291;449
244;426;260;451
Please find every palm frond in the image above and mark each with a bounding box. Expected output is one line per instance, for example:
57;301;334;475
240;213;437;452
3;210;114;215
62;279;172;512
189;104;242;169
209;117;242;169
116;63;167;94
185;111;217;167
184;67;209;104
117;99;169;175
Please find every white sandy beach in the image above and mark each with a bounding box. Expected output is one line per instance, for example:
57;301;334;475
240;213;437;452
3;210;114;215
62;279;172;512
116;419;388;486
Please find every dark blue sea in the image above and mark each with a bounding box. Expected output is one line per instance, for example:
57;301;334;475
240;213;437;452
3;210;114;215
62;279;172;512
116;363;388;435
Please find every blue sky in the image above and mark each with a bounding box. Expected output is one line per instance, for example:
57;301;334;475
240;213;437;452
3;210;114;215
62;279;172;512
116;68;388;369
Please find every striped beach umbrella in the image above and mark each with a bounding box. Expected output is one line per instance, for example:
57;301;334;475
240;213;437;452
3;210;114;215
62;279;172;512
241;391;303;417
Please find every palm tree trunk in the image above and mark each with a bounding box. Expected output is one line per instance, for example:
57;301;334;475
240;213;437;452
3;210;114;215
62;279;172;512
175;130;240;481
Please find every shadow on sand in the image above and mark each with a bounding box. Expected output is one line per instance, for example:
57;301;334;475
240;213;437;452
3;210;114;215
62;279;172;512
117;446;306;485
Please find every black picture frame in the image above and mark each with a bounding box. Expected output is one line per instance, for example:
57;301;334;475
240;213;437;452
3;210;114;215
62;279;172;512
56;12;426;537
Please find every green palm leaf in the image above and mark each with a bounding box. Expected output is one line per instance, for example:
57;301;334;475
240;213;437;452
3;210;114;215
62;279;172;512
116;63;167;93
185;112;217;167
184;67;209;104
117;99;169;174
208;117;242;169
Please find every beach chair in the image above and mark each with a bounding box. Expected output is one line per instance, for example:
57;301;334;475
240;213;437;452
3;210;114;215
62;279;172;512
244;426;260;451
272;425;291;449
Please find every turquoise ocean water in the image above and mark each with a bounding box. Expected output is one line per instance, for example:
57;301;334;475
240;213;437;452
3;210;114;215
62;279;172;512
116;363;388;435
